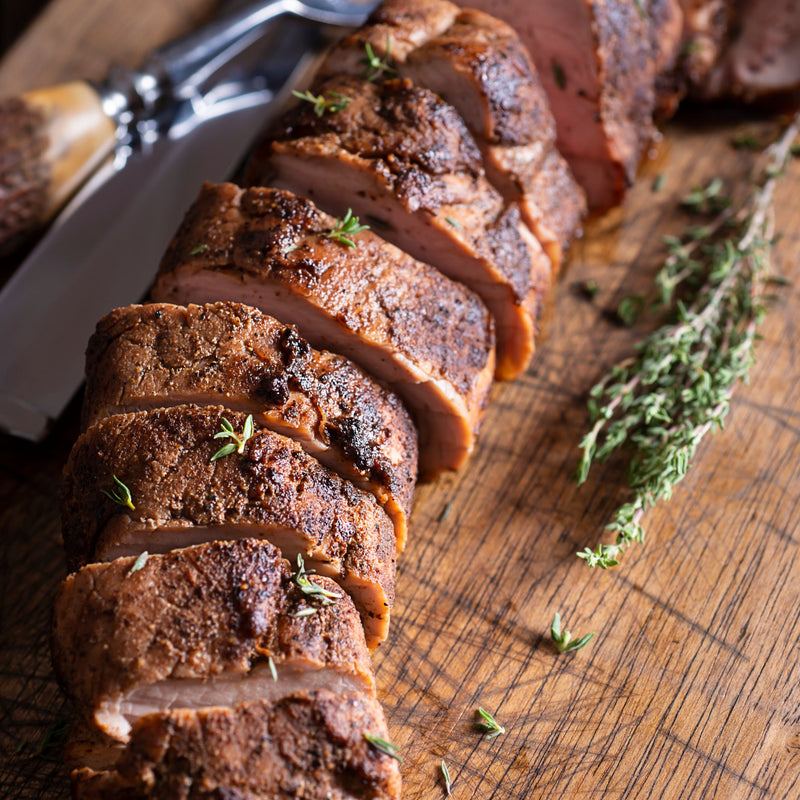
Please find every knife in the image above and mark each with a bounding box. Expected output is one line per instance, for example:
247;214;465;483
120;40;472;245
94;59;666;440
0;0;381;441
0;26;320;441
0;0;376;255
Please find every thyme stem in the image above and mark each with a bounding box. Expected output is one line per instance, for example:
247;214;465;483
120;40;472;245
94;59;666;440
577;111;800;568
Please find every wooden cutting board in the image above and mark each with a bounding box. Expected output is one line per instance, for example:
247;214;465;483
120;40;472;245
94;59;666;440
1;1;799;797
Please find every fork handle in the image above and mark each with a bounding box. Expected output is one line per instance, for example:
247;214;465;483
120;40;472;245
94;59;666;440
144;0;296;101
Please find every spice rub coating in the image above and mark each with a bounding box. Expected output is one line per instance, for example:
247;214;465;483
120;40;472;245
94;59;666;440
82;302;417;547
244;76;538;379
70;690;401;799
152;183;495;477
461;0;656;210
61;405;396;648
52;539;375;742
321;0;586;270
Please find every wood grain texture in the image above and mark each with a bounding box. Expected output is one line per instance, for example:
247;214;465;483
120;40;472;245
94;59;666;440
1;2;799;798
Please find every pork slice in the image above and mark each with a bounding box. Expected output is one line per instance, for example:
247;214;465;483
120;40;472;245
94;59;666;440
703;0;800;101
61;406;396;648
320;0;459;75
151;183;495;477
52;539;374;744
459;0;656;210
679;0;735;91
649;0;686;119
321;0;586;271
70;690;401;799
82;302;417;549
244;76;538;380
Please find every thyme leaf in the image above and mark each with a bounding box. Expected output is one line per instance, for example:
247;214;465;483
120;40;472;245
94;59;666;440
364;733;403;762
551;58;566;90
550;612;595;653
290;606;318;618
441;760;452;795
268;656;278;682
189;243;208;255
103;475;135;511
476;707;505;739
293;553;341;606
128;551;148;576
324;208;369;248
292;89;350;117
576;111;800;569
361;38;397;81
211;415;254;461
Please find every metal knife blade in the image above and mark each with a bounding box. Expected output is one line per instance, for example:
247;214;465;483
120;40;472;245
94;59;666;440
0;59;307;441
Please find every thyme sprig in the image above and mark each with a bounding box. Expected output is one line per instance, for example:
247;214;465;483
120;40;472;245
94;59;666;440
550;612;595;653
361;38;397;82
103;475;135;511
325;208;369;248
293;554;341;607
364;733;403;762
576;111;800;569
476;707;505;739
291;89;350;117
211;415;254;461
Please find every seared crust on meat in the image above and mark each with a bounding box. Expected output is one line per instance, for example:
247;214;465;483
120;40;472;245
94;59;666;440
322;0;586;271
61;405;396;647
244;76;537;379
462;0;656;210
152;183;495;477
70;690;401;799
52;540;374;742
82;302;417;547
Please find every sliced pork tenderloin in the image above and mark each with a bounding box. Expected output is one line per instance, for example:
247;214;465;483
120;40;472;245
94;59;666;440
649;0;686;119
244;76;540;380
702;0;800;102
70;690;401;799
458;0;656;210
151;183;495;477
679;0;735;92
61;405;395;648
52;539;374;744
82;302;417;547
320;0;586;272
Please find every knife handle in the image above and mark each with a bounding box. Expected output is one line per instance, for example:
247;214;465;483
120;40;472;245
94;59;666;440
0;81;116;255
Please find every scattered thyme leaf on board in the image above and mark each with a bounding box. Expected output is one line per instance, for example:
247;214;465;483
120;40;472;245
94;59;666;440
576;111;800;569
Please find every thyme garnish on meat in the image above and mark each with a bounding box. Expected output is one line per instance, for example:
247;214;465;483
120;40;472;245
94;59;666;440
268;656;278;682
576;111;800;569
211;414;254;461
550;612;594;653
476;707;505;739
103;475;135;510
127;551;148;576
441;760;452;795
325;208;370;248
291;89;351;117
364;733;404;762
551;58;566;90
362;39;397;82
293;553;341;607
